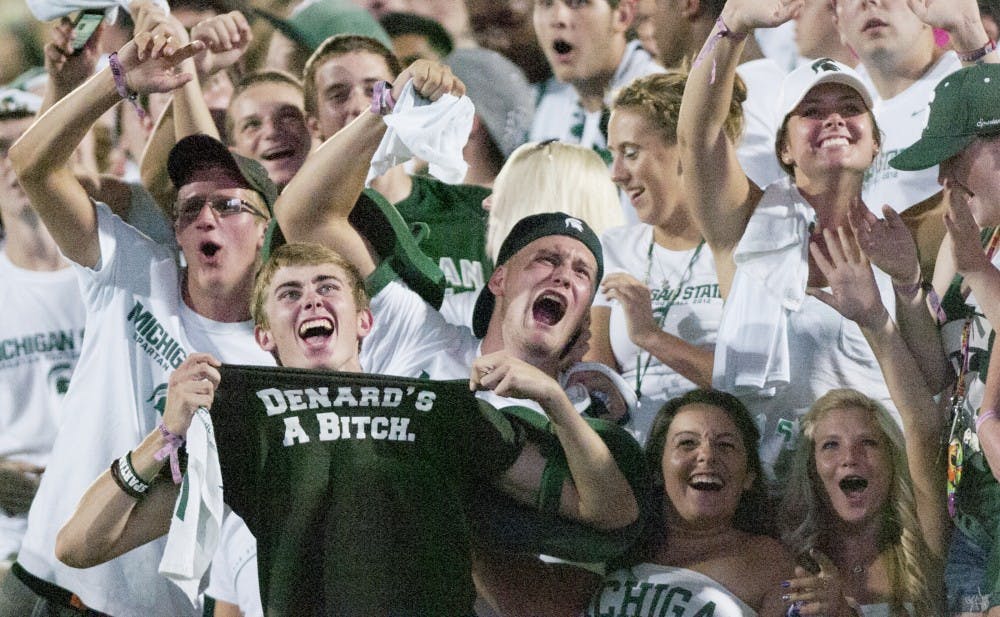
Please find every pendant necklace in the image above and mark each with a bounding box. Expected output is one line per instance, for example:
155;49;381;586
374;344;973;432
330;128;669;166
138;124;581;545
633;231;705;400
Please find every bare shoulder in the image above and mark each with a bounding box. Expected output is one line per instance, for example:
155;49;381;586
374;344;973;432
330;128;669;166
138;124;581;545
741;534;796;581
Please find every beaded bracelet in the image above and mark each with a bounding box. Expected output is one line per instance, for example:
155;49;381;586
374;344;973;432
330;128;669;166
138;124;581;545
108;52;147;120
958;39;998;63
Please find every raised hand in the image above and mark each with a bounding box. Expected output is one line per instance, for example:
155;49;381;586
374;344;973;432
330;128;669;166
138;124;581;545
392;59;466;102
783;549;856;617
45;16;102;97
130;1;190;60
942;178;993;278
163;353;221;438
600;272;659;348
720;0;804;34
807;226;889;330
906;0;984;34
114;35;205;96
848;200;921;286
190;11;252;81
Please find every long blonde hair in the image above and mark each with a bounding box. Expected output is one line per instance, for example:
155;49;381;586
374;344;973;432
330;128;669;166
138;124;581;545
779;389;941;616
485;140;622;264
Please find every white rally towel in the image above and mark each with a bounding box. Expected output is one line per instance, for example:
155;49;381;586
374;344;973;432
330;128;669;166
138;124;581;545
26;0;169;21
713;176;814;396
158;407;224;603
366;80;474;187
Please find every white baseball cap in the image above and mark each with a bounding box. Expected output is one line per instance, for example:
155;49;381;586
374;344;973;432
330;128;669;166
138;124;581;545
779;58;874;120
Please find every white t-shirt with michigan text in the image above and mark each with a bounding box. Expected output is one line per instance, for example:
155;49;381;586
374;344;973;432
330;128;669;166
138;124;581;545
17;204;272;617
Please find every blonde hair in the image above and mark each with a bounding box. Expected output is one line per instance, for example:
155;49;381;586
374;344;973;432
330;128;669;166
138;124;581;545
251;242;369;331
613;69;745;145
779;389;941;616
486;141;623;264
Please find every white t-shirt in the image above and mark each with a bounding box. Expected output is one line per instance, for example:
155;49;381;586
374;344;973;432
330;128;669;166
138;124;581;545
16;204;272;617
0;250;85;559
586;563;757;617
593;224;721;444
205;511;262;617
362;279;479;379
735;58;786;190
530;41;665;225
530;41;664;148
859;52;961;213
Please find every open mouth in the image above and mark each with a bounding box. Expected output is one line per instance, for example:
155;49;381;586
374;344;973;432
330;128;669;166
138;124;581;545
261;147;296;162
533;293;567;326
839;475;868;496
200;241;221;257
689;474;724;491
298;318;334;343
553;39;573;55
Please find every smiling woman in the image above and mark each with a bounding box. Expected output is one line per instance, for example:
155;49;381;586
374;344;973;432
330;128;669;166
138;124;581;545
473;389;796;617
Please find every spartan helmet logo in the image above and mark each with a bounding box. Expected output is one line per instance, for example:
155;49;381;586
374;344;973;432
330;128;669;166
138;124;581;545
811;58;841;74
147;383;169;416
564;217;584;233
46;362;73;396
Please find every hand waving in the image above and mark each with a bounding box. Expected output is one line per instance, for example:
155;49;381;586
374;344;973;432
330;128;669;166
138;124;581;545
848;200;921;286
807;226;889;330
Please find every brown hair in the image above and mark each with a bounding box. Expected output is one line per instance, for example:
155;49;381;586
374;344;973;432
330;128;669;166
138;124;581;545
302;34;402;117
251;242;369;331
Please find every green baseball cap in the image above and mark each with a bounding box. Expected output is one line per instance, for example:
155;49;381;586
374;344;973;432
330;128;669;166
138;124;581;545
891;63;1000;171
254;0;392;53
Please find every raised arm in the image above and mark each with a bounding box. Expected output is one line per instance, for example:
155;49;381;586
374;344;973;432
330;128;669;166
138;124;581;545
676;0;800;293
275;60;464;278
849;201;952;391
139;8;241;212
908;0;999;65
808;227;949;557
470;351;639;531
9;32;203;268
55;354;220;568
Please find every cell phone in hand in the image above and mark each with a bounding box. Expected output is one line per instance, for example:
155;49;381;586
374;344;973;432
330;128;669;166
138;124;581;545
71;9;104;54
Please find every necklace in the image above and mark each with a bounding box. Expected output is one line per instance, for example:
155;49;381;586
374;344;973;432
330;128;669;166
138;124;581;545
634;232;705;400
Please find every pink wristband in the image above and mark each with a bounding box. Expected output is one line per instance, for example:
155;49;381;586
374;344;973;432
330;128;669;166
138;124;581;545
370;80;395;116
692;17;748;85
154;422;185;484
977;410;998;432
108;52;146;120
958;39;998;63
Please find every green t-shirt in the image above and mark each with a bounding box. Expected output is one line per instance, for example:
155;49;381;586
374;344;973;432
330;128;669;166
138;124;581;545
210;365;522;616
392;176;492;295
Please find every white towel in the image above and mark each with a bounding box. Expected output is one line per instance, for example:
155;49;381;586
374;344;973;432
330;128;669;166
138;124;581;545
158;407;224;603
713;177;815;396
366;81;474;187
